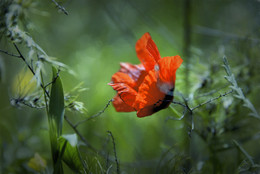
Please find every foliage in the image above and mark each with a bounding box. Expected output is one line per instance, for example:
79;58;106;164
0;0;88;173
58;134;85;173
223;56;260;119
0;0;259;174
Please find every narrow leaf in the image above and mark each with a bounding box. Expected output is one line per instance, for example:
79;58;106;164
48;66;65;174
49;66;65;137
58;134;85;173
233;140;254;166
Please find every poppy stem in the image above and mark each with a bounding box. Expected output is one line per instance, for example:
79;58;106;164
169;90;233;124
51;0;69;15
107;131;120;174
191;90;233;111
64;115;97;152
0;49;21;58
74;99;113;127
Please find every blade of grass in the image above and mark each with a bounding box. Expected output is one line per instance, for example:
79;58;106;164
49;67;64;137
48;66;65;174
233;140;254;166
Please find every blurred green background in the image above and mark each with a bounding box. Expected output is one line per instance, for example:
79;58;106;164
0;0;260;173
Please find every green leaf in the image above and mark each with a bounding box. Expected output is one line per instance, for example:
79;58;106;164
223;57;260;119
49;66;64;137
48;66;65;174
58;134;86;173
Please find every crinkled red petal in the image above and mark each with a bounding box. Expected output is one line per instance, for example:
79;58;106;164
112;94;135;112
118;63;147;89
136;32;161;71
119;63;145;82
108;83;137;107
158;55;183;84
134;70;165;111
111;72;136;88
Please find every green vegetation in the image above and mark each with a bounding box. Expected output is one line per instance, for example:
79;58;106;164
0;0;259;173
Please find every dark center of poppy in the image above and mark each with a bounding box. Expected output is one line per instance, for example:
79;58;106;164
153;88;174;112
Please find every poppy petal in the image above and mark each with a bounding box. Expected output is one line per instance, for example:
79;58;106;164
136;33;161;71
108;83;137;107
119;63;145;82
112;94;135;112
118;63;147;88
134;69;175;117
158;55;183;84
137;92;174;117
111;72;136;88
136;105;155;117
134;70;165;111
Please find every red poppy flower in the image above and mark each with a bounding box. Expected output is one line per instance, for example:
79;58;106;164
109;32;183;117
